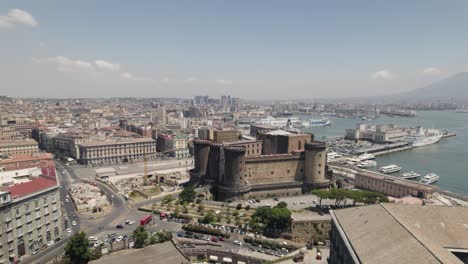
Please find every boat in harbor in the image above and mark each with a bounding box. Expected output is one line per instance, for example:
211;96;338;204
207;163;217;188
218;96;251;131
420;173;439;184
405;127;443;147
400;171;421;179
379;164;402;174
358;153;375;161
357;160;377;168
302;118;332;127
256;116;301;127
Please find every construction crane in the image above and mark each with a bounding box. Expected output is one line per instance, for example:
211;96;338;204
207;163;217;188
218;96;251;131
143;154;148;186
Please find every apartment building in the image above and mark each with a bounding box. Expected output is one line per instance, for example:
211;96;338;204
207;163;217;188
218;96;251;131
0;140;39;156
0;170;62;263
156;133;189;158
0;153;54;172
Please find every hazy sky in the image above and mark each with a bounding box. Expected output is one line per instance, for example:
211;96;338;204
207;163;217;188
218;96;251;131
1;0;467;99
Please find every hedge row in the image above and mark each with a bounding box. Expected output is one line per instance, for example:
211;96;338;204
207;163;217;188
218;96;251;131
243;236;300;251
170;213;193;220
138;207;161;214
182;224;231;239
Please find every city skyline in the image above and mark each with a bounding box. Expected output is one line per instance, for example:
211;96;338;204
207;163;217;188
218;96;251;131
1;0;468;99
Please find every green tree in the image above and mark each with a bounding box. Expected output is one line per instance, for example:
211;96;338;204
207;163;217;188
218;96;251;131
90;248;102;261
312;189;330;207
179;187;196;203
329;188;347;207
162;194;174;204
174;204;180;215
182;205;189;214
199;212;216;224
197;203;204;213
245;205;251;210
276;201;288;208
236;203;242;210
133;226;149;248
64;232;91;264
269;207;291;229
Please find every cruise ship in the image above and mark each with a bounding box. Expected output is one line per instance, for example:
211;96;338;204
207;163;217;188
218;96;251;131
405;127;443;147
379;164;402;174
257;116;301;127
357;160;377;168
400;171;421;180
420;173;439;184
301;118;332;127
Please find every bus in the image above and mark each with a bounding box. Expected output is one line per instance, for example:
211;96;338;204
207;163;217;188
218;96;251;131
140;215;152;226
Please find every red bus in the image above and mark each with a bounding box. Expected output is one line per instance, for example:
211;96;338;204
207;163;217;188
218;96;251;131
140;215;152;226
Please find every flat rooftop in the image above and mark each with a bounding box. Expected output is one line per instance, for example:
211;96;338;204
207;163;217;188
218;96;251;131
332;204;468;264
357;169;438;192
79;137;156;147
89;242;189;264
0;139;38;147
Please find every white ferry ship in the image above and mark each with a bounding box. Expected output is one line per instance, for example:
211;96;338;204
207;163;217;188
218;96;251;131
357;160;377;168
379;164;402;174
301;118;332;127
400;171;421;179
405;127;443;147
256;116;301;127
420;173;439;184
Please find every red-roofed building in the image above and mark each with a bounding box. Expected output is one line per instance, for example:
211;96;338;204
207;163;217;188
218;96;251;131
0;153;54;172
6;175;57;199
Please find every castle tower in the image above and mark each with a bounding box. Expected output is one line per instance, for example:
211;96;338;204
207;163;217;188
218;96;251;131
304;141;330;191
206;143;222;184
189;139;211;184
217;146;250;200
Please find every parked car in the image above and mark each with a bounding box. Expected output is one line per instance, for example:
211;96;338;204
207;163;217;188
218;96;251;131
46;241;55;246
233;240;242;246
116;224;124;229
218;236;225;241
71;221;77;226
211;237;218;242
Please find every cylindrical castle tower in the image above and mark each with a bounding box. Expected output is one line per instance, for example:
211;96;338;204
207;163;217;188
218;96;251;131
304;141;330;190
189;139;211;184
218;146;251;200
206;143;222;184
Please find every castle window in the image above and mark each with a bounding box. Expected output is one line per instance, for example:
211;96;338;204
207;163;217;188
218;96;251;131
287;170;290;173
298;141;302;150
319;154;322;157
318;171;321;174
271;171;274;175
319;163;322;167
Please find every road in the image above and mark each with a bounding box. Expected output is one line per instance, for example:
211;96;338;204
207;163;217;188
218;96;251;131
23;161;132;264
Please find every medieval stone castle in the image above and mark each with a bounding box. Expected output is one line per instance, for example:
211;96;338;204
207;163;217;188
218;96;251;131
190;130;330;200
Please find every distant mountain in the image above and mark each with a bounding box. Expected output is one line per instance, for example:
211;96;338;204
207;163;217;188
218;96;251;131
399;72;468;103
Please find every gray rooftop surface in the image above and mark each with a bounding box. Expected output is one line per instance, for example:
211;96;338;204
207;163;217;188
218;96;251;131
332;204;468;264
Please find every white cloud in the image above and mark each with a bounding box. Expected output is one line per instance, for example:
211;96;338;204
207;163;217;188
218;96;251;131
0;9;38;29
47;56;94;71
120;72;152;82
371;70;394;80
95;60;120;71
216;79;233;85
37;56;122;73
422;67;441;75
161;77;170;83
